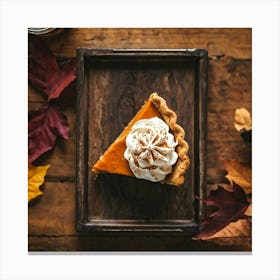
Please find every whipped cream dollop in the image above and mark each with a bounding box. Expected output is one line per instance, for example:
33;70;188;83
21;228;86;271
124;117;178;182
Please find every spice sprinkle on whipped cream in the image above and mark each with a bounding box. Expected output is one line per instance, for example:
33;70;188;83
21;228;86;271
124;117;178;182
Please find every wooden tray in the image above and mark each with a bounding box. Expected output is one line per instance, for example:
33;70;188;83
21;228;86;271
76;48;207;234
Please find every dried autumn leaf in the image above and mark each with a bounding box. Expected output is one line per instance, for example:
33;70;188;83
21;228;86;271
193;182;250;240
234;108;252;142
224;159;252;194
206;219;251;239
28;105;69;164
234;108;252;132
58;81;77;102
210;183;233;192
28;164;50;202
28;34;77;101
245;203;252;216
202;218;252;248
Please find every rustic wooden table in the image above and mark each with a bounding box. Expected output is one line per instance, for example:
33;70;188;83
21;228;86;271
28;28;252;251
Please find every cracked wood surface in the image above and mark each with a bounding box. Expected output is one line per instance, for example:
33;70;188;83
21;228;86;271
28;28;252;251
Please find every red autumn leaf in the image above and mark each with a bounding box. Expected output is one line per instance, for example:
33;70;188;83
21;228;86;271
28;105;69;163
193;182;250;240
28;34;77;101
58;81;77;102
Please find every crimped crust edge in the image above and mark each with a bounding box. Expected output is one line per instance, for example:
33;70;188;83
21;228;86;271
149;92;190;186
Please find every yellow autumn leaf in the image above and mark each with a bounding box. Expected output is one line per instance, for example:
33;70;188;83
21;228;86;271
224;159;252;194
28;164;50;202
234;108;252;132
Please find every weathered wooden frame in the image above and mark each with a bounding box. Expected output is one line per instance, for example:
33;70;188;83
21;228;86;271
76;48;207;234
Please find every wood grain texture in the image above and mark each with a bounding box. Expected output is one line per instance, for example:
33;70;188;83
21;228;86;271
87;56;196;220
28;181;251;250
44;28;251;59
207;57;251;184
76;50;207;232
28;28;252;251
28;235;251;251
28;182;76;235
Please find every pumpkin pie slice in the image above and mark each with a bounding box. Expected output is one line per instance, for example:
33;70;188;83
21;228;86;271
92;92;190;186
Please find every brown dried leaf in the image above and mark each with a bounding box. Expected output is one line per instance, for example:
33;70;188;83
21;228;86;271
207;219;251;239
194;183;250;240
224;159;252;194
234;108;252;132
210;183;233;192
205;236;252;249
245;203;252;216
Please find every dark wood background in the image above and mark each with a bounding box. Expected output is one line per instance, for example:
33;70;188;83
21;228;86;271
28;28;252;251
